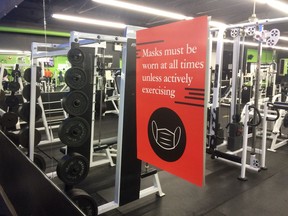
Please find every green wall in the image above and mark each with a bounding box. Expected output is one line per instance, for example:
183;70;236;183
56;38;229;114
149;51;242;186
0;54;68;82
47;55;69;74
0;54;30;65
246;49;273;64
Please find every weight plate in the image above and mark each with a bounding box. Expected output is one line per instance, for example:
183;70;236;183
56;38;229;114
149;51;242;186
66;188;98;216
23;67;41;83
1;112;18;128
19;126;41;148
68;48;84;65
9;81;20;92
22;84;41;101
5;95;19;108
65;67;87;90
18;103;42;122
62;91;89;116
58;117;90;147
33;152;46;172
57;152;89;185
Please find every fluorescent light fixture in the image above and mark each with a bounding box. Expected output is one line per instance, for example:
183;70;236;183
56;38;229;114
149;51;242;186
0;50;31;54
256;0;288;14
209;20;227;28
92;0;193;20
212;37;288;50
52;14;126;29
280;36;288;41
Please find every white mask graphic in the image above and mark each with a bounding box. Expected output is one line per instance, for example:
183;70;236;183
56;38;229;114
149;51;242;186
152;120;181;150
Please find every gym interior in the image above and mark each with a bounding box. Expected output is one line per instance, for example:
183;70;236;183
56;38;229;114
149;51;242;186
1;0;288;215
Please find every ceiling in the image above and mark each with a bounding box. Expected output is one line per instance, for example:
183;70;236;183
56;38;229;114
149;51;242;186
1;0;288;38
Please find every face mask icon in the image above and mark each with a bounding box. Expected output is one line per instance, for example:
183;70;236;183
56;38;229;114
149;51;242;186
152;120;181;150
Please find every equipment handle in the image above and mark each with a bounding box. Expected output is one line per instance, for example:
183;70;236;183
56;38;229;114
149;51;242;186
273;102;288;110
248;105;262;127
266;103;280;121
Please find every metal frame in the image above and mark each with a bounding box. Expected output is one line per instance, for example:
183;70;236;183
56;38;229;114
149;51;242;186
68;31;127;168
207;28;225;150
30;42;70;154
230;36;240;122
268;98;288;152
79;27;165;215
209;16;288;179
30;30;165;214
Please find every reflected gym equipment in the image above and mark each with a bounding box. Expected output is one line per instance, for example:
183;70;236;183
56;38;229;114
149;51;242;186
62;90;89;116
57;152;89;186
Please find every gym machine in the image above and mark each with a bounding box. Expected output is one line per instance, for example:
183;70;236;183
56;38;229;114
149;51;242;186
267;84;288;152
208;17;286;179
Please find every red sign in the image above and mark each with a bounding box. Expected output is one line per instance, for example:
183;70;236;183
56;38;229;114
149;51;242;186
136;16;208;186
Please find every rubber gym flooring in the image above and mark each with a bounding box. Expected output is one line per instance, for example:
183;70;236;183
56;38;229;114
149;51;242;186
36;107;288;216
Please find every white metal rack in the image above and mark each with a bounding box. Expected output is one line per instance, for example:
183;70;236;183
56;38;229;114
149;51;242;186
28;29;164;214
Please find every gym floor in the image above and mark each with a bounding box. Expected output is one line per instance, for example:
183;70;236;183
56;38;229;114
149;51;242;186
38;107;288;216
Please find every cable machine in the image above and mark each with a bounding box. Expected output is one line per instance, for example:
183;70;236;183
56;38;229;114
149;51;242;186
208;16;288;180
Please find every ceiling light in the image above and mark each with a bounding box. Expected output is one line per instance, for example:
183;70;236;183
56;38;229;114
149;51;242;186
52;14;126;29
280;36;288;41
0;50;31;54
209;20;227;28
255;0;288;14
212;37;288;50
92;0;193;20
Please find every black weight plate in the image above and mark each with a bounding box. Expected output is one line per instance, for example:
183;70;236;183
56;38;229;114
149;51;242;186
9;81;20;92
66;188;98;216
1;112;18;128
68;48;84;65
58;117;90;147
23;67;42;83
19;126;41;148
22;84;41;101
65;67;87;90
5;95;19;108
33;152;46;172
62;91;89;116
18;103;42;122
57;152;89;185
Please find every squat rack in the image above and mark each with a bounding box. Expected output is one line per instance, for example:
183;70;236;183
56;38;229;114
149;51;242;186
69;28;165;215
28;27;165;214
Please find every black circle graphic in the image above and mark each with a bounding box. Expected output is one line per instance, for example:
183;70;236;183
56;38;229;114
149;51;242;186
148;107;186;162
